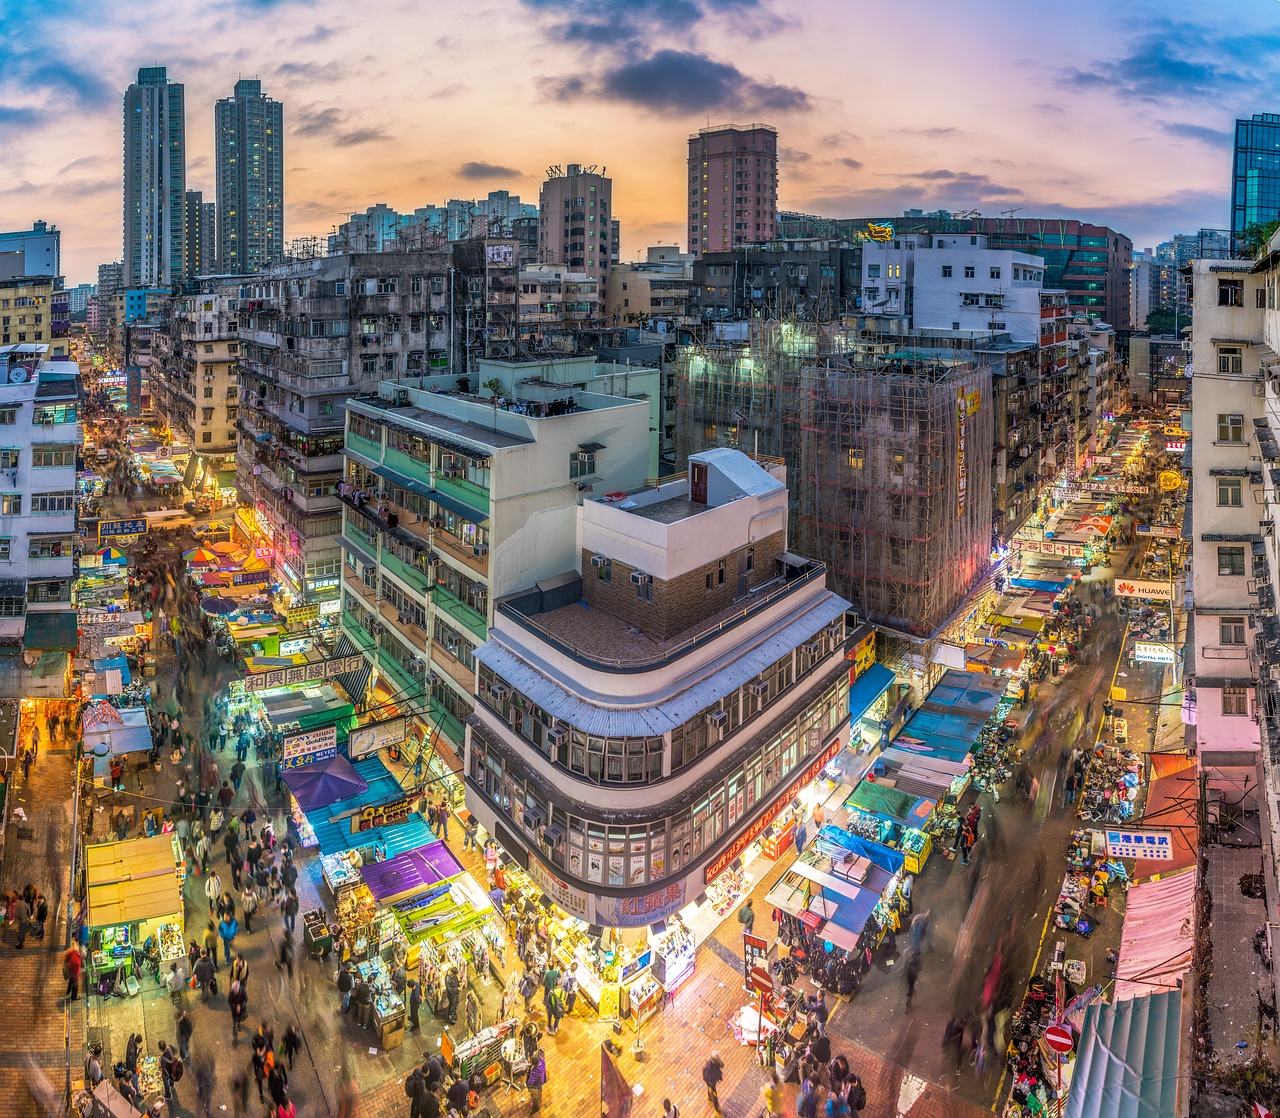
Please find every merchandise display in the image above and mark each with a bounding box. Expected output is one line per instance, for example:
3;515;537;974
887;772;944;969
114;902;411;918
651;920;696;990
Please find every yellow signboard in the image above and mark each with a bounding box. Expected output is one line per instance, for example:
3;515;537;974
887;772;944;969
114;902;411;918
966;390;981;416
1110;686;1127;702
1158;470;1182;492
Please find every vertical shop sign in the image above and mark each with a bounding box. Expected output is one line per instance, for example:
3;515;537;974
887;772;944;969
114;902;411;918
956;393;968;517
743;931;768;988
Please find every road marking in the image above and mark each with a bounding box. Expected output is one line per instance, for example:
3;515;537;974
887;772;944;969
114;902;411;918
896;1070;928;1115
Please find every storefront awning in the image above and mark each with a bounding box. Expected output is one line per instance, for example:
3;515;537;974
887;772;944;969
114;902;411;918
283;755;369;813
84;834;175;887
1064;989;1184;1118
849;663;894;721
23;609;79;651
216;469;237;488
1113;870;1197;1002
359;841;464;904
431;489;489;525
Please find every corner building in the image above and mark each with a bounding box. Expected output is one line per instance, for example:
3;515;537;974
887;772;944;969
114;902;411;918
465;449;852;928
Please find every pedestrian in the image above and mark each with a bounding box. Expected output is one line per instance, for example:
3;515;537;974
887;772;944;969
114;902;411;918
483;840;498;886
808;1032;832;1083
158;1040;183;1101
463;815;479;852
562;964;579;1015
203;920;219;969
541;959;561;1018
908;910;931;955
84;1042;104;1088
13;893;30;948
662;1100;680;1118
942;1015;966;1077
124;1032;142;1097
62;943;83;1000
436;800;450;841
276;933;295;981
204;869;222;916
736;897;755;933
177;1008;194;1063
526;1047;547;1113
960;822;976;866
794;820;808;854
904;949;922;1013
241;882;259;933
34;893;47;940
519;969;537;1014
231;952;249;991
764;1071;784;1118
194;948;215;1001
408;979;423;1031
228;980;248;1042
267;1059;289;1109
546;983;566;1034
282;888;299;935
337;962;354;1013
702;1052;725;1116
283;1024;302;1071
218;912;239;965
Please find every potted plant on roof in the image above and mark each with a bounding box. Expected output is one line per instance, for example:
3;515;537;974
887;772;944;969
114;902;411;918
482;377;503;430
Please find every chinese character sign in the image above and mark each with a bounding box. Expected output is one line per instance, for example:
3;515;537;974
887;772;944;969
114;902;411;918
1105;828;1174;860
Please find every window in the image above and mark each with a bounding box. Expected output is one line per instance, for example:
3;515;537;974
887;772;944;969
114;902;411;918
430;276;444;294
32;446;73;467
1223;686;1250;716
0;596;22;617
1218;413;1244;442
33;404;75;425
0;538;10;559
962;293;980;306
27;579;69;603
31;491;73;513
1218;478;1243;507
411;277;423;294
0;494;18;515
204;386;214;398
1220;616;1247;645
1218;279;1244;307
1218;546;1246;576
848;447;864;469
375;277;397;295
28;537;68;559
636;580;653;602
0;450;17;469
867;264;880;278
1259;287;1268;309
596;558;612;583
0;409;15;425
964;266;975;279
990;267;1001;279
1218;348;1243;375
569;450;595;479
334;280;346;296
202;432;212;444
941;265;952;278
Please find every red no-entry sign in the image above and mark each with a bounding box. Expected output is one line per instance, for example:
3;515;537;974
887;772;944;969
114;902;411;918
1044;1025;1074;1054
750;966;774;996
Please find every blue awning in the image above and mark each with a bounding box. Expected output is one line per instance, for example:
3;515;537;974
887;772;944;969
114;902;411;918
331;634;372;708
373;464;433;499
431;490;489;525
849;663;894;720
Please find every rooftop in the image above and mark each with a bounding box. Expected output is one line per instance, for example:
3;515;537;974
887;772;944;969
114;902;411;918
596;448;787;524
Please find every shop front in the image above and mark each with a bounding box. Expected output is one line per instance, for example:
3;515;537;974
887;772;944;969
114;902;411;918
83;834;184;994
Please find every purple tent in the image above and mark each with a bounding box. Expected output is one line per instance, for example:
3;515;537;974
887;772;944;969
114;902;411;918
359;841;464;904
282;755;369;813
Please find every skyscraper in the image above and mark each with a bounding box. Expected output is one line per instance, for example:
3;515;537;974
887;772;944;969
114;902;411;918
215;79;284;274
184;190;216;277
538;164;613;288
123;67;186;288
687;124;778;255
1232;113;1280;240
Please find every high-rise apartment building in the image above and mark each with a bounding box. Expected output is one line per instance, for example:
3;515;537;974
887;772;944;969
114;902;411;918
215;79;284;274
184;191;216;278
123;67;186;288
538;164;613;289
687;124;778;254
1232;114;1280;241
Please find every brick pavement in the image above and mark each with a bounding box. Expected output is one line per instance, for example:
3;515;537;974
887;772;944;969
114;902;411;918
1206;844;1270;1064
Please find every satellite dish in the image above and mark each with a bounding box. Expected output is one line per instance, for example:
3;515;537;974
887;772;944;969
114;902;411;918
8;367;28;383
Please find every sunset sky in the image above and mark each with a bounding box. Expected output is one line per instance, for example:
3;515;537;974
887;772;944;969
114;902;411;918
1;0;1270;284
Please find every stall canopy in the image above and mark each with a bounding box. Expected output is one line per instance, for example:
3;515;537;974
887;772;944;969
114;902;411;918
84;834;182;928
83;705;152;757
1113;871;1197;1002
283;755;369;813
24;609;80;651
359;841;464;904
848;663;895;720
309;813;435;860
845;783;935;828
85;834;174;887
303;755;402;823
1009;577;1069;593
1064;989;1184;1118
1133;770;1197;881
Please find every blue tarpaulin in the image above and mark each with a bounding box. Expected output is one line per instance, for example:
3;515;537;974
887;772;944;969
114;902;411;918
91;656;131;686
814;825;906;876
309;814;435;859
848;663;895;720
1010;577;1068;593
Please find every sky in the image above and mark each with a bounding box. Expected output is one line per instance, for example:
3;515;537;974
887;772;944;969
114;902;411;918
1;0;1273;285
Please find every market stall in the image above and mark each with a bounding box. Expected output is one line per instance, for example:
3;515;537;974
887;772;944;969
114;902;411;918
83;834;185;993
82;703;154;787
841;783;935;872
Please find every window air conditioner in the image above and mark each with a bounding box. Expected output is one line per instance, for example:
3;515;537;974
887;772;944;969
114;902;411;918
473;544;488;557
491;682;510;699
630;571;651;585
706;709;728;729
749;679;769;698
801;638;822;656
443;467;463;479
590;555;608;568
546;726;568;748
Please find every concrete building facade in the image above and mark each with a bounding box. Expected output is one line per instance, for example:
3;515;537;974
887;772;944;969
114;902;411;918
687;124;778;254
0;277;69;358
0;221;60;281
465;449;851;924
123;67;186;288
184;191;216;279
538;165;614;289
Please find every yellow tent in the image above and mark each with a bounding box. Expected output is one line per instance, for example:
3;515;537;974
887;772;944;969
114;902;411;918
87;874;182;928
84;834;175;888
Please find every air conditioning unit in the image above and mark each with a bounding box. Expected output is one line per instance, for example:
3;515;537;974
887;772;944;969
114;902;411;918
546;726;568;748
491;682;510;699
630;571;651;585
575;451;591;462
801;638;822;656
426;552;438;564
590;555;608;568
363;565;376;579
473;544;488;557
1264;521;1275;538
397;611;413;625
749;679;769;698
443;467;463;479
408;658;425;672
1255;383;1266;398
706;709;728;729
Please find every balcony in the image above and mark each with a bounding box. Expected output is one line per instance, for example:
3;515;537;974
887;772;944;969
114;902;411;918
432;584;487;640
347;432;383;464
430;640;474;694
383;550;434;598
341;613;376;653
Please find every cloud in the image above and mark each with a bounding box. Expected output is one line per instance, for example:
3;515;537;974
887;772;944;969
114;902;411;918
292;104;387;145
837;157;863;170
902;126;960;137
274;60;345;82
1158;120;1232;148
598;50;809;114
57;155;101;176
781;147;812;163
1061;36;1248;103
428;83;467;99
457;161;522;180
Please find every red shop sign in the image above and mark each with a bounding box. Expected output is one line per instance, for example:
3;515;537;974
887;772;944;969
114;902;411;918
704;739;840;884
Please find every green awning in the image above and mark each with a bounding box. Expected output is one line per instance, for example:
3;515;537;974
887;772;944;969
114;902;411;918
182;455;200;489
846;780;918;823
23;610;80;651
216;470;237;488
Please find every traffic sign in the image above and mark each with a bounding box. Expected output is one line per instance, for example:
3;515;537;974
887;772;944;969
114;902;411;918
1043;1025;1074;1054
750;966;773;996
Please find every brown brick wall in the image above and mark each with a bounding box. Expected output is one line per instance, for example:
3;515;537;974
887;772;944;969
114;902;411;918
581;530;786;640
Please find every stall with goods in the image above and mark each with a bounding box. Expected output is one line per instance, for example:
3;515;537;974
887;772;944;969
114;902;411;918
1076;747;1142;826
841;782;935;874
82;703;155;789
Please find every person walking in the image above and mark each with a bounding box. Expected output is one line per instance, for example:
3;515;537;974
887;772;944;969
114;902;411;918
463;815;479;851
158;1040;182;1102
546;983;566;1035
240;882;259;934
337;962;354;1013
736;898;755;934
176;1008;194;1063
194;948;215;1002
276;933;296;982
34;893;47;940
283;1024;302;1071
228;979;248;1043
904;949;923;1013
763;1071;784;1118
526;1048;547;1114
218;912;239;966
231;952;249;992
282;889;299;935
436;800;450;841
13;893;30;948
702;1053;726;1116
407;979;423;1032
204;869;222;917
62;943;83;1000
